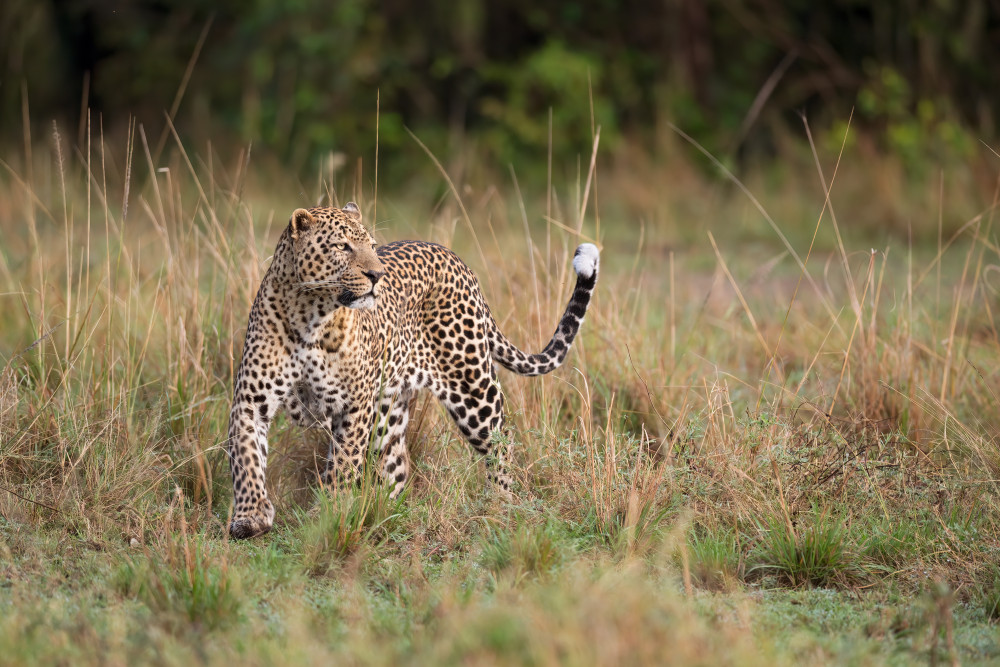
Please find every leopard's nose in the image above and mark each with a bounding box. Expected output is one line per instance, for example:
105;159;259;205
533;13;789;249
363;269;385;286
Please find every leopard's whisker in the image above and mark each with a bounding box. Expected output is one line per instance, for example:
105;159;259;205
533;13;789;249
295;280;337;292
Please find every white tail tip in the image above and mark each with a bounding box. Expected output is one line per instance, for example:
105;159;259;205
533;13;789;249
572;243;600;279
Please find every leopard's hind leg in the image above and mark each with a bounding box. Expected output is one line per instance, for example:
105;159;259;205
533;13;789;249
373;387;414;498
320;398;376;491
433;363;512;498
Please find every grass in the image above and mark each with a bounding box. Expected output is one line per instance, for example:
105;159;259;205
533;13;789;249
295;484;408;576
0;119;999;664
118;500;242;632
749;511;851;588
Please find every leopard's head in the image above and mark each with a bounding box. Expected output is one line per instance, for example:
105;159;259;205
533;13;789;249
288;203;385;310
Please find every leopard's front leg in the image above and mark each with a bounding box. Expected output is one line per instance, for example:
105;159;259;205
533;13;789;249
320;395;377;491
227;355;289;539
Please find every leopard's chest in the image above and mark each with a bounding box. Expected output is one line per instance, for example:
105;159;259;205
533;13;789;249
282;346;355;426
279;304;424;426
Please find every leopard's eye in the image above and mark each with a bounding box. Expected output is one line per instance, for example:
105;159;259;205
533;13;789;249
336;242;351;252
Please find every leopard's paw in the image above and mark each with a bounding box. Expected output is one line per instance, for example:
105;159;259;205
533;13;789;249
229;498;275;539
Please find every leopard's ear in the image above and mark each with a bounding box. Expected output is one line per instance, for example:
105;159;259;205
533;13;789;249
290;208;315;240
342;201;362;222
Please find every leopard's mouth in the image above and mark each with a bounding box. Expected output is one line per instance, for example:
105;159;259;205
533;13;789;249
339;290;377;309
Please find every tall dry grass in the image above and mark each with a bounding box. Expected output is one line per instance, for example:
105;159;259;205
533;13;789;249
0;118;999;662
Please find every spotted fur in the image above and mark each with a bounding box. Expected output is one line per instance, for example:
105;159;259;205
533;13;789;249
227;204;599;539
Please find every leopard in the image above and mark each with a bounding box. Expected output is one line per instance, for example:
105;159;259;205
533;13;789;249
227;203;599;539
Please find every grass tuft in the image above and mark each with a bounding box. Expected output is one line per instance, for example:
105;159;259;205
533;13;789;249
118;491;241;631
976;566;1000;621
480;518;566;583
687;526;741;591
750;511;852;588
295;485;407;575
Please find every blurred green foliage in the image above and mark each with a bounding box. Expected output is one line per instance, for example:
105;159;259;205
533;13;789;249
1;0;997;170
856;63;976;169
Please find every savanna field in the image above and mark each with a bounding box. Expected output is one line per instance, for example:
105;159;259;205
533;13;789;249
1;119;1000;666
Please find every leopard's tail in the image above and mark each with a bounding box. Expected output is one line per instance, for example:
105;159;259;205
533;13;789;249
489;243;599;377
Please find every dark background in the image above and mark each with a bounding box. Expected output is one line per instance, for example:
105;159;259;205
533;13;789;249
2;0;998;173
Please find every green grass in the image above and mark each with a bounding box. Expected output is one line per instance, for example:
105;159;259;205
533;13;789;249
295;485;408;575
118;532;242;632
749;512;851;588
977;566;1000;622
1;122;999;664
686;526;740;591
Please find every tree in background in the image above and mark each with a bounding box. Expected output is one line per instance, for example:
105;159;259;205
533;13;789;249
1;0;996;169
